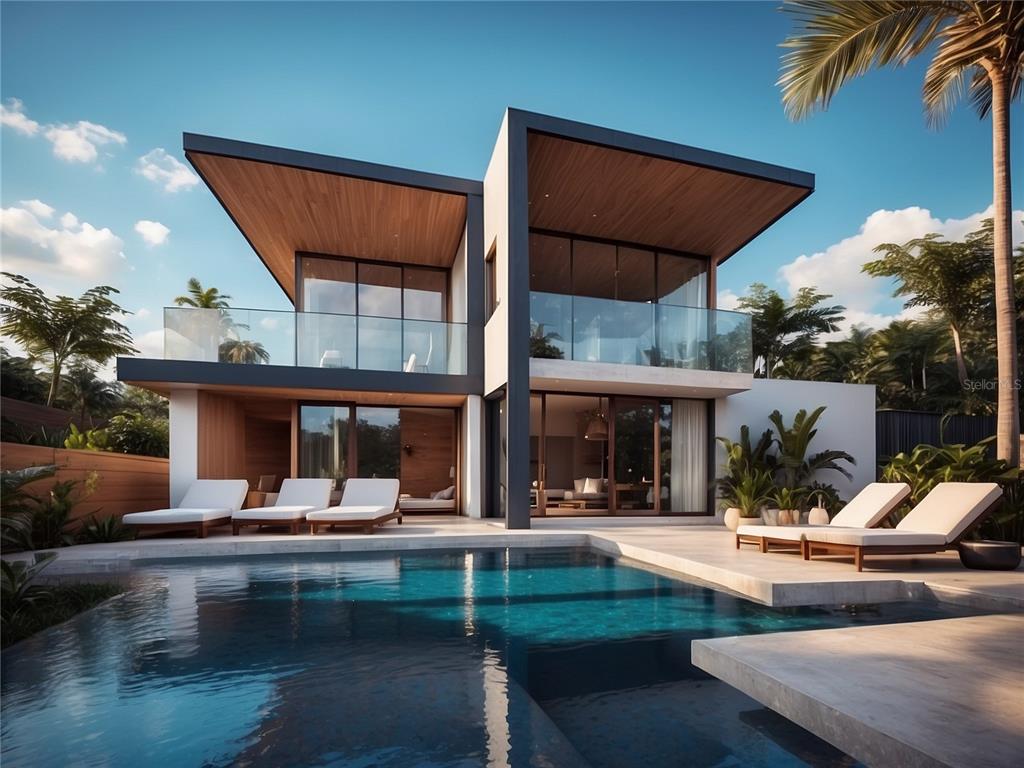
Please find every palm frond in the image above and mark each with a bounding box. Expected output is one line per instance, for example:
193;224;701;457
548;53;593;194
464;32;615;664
779;1;961;120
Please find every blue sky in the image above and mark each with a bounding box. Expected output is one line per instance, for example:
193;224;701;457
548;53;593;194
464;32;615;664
2;1;1021;365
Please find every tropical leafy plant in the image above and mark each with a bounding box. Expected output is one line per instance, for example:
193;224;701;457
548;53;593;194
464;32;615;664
107;412;169;458
1;466;57;552
778;0;1023;465
30;474;99;550
768;407;855;491
78;515;134;544
0;273;136;407
716;424;774;504
1;552;56;626
64;424;112;452
772;485;806;512
58;364;121;426
732;469;776;518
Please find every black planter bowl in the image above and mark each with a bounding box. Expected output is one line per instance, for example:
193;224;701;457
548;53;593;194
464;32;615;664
957;540;1022;571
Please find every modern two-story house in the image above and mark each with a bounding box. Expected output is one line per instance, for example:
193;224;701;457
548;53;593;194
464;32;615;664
118;109;875;530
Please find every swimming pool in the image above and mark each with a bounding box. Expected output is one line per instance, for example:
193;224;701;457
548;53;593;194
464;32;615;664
1;548;983;767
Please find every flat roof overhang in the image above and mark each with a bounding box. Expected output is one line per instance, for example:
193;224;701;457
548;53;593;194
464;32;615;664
516;110;814;263
117;357;481;402
530;359;752;399
183;133;483;302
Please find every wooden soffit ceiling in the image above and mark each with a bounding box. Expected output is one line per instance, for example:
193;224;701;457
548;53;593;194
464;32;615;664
188;152;468;301
526;133;811;262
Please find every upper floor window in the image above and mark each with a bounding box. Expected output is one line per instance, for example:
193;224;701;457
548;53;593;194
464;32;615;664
300;255;448;322
484;243;498;320
528;231;707;308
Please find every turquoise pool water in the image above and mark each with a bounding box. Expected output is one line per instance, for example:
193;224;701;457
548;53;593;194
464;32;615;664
1;548;982;767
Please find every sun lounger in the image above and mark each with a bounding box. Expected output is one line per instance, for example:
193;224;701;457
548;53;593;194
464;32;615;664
803;482;1002;571
122;479;248;538
306;478;402;534
736;482;911;556
232;478;334;535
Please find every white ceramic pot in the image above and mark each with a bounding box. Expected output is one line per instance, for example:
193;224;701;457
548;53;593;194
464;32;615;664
723;507;741;531
808;506;830;526
777;509;799;526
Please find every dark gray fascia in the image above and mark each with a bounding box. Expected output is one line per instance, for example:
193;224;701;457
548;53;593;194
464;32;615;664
116;357;483;396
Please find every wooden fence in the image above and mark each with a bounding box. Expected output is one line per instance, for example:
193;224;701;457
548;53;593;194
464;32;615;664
1;396;77;431
1;442;168;526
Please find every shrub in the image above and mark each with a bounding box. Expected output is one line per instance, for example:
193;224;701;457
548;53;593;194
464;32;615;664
107;412;169;458
1;466;57;553
78;515;134;544
63;424;111;452
29;473;99;550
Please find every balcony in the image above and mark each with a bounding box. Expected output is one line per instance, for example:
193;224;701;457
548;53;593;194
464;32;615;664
164;307;467;375
529;292;752;374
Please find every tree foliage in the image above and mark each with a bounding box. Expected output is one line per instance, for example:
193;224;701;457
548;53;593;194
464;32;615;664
0;274;136;406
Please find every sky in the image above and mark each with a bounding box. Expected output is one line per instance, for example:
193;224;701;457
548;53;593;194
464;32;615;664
2;1;1022;372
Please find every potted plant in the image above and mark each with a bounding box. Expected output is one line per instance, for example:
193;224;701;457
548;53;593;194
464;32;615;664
772;486;805;526
723;469;774;531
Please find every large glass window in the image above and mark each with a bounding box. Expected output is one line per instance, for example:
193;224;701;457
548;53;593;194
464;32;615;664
357;263;402;318
301;258;356;314
300;404;457;504
299;406;350;485
658;253;707;308
403;267;447;321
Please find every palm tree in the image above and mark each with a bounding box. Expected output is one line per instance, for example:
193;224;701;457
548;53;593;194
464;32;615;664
60;365;120;426
218;339;270;365
173;277;232;309
0;274;136;406
864;225;992;388
779;0;1022;466
735;283;845;378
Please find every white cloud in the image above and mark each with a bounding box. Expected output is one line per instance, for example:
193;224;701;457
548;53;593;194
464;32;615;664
0;200;125;281
19;199;54;219
133;329;164;359
134;219;170;246
136;307;151;319
0;98;40;136
716;288;742;311
777;205;1024;335
43;121;127;163
135;148;199;192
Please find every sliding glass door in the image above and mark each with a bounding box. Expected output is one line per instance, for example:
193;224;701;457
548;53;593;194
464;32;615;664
530;393;707;516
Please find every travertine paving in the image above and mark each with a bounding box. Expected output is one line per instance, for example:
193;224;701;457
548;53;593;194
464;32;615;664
693;615;1024;768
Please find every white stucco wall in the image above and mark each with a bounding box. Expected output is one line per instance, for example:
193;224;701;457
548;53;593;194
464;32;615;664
715;379;876;500
483;112;510;396
461;395;484;518
168;390;199;506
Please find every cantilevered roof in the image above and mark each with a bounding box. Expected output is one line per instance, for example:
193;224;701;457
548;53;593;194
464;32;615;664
519;111;814;263
184;134;481;302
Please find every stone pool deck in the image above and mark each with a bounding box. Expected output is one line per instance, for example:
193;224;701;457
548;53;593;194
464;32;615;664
693;614;1024;768
20;516;1024;768
33;516;1024;611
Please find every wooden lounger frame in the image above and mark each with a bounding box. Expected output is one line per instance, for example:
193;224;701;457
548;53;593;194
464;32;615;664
126;516;231;539
231;517;307;536
736;531;813;557
308;506;403;536
803;497;1003;572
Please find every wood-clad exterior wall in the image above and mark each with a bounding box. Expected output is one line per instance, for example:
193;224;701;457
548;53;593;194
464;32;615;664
245;418;291;493
0;442;169;526
197;392;247;480
398;408;456;498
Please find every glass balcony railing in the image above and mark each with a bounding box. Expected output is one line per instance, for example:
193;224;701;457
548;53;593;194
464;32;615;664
529;292;752;374
163;307;468;375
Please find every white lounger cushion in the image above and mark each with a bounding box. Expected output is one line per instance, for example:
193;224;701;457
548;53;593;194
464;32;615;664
233;505;317;521
829;482;911;527
337;478;400;508
122;508;234;524
179;480;249;511
123;480;248;526
804;528;947;548
307;506;394;521
894;482;1001;542
233;479;334;520
273;478;334;509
